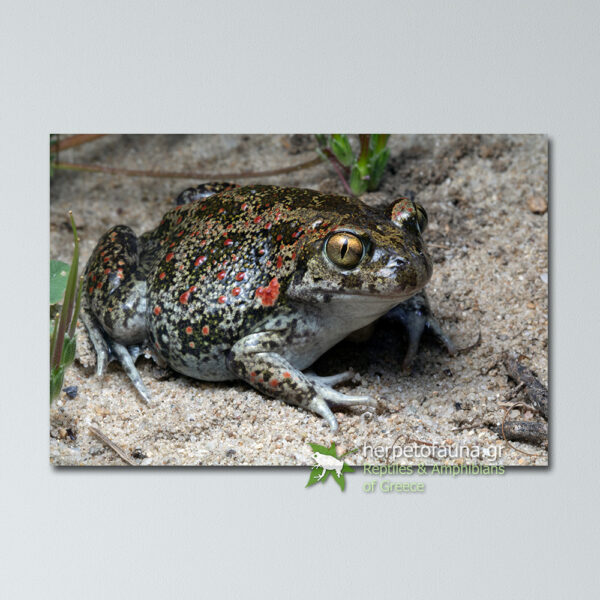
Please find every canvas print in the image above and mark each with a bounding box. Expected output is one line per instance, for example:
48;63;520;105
50;134;548;467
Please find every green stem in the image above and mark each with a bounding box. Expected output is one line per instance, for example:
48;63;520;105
321;148;355;197
374;134;390;153
51;305;68;370
357;134;371;169
50;313;60;367
69;276;84;338
51;212;79;369
62;214;79;340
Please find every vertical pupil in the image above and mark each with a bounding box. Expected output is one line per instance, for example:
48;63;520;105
340;237;349;259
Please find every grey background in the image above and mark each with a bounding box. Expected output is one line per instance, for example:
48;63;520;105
1;1;598;597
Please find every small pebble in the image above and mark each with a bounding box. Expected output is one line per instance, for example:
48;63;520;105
527;195;547;214
63;385;78;399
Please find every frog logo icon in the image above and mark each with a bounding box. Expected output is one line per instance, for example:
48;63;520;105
312;452;345;479
306;442;357;491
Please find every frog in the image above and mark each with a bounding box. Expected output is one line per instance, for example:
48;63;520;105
82;183;454;431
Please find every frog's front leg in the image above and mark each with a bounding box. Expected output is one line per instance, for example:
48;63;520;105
83;225;151;403
227;333;375;432
384;290;455;373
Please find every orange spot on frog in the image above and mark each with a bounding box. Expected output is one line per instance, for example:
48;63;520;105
255;277;280;307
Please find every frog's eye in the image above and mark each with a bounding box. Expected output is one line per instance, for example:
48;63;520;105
390;198;428;233
415;203;428;232
325;232;364;269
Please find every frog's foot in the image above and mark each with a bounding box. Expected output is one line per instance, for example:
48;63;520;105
228;336;375;432
385;291;455;373
305;373;376;430
297;386;376;433
81;309;151;404
110;340;152;404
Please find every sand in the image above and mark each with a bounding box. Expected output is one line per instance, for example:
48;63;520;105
49;134;548;466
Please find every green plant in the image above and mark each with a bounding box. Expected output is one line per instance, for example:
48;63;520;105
50;212;82;403
316;134;391;195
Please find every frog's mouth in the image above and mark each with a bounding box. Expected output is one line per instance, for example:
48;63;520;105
310;287;424;309
302;289;416;325
330;290;418;301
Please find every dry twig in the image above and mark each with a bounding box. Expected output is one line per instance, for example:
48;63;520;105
50;134;106;153
88;426;137;466
503;352;548;419
52;156;322;181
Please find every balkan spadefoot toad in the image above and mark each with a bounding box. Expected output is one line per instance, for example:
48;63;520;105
82;184;453;431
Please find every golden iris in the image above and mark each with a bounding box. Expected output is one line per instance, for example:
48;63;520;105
325;232;364;269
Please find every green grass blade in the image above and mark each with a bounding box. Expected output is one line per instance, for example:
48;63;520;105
69;276;84;338
50;313;60;367
51;212;79;369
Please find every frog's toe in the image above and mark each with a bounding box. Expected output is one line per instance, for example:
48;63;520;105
81;310;110;377
400;312;455;372
319;386;377;409
423;315;456;356
306;371;376;413
95;344;109;378
308;387;376;431
305;369;355;387
400;317;426;374
307;397;340;431
110;340;152;405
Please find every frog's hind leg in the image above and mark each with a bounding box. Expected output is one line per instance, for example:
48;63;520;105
83;224;151;404
81;306;152;403
228;335;376;432
80;309;111;377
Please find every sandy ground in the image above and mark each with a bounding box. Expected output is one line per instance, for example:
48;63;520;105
49;134;548;466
